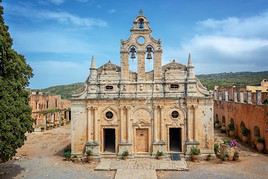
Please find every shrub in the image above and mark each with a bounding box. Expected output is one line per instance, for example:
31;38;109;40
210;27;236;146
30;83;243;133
64;148;71;159
155;150;164;157
228;123;235;131
122;150;129;157
86;150;92;156
241;127;250;136
214;143;219;154
256;137;265;143
190;146;200;155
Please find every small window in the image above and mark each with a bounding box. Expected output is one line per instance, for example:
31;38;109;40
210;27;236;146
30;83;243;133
171;111;179;118
170;84;179;89
106;111;113;119
105;85;113;90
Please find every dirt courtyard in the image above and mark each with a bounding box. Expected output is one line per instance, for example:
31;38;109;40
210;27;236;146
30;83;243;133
1;125;268;179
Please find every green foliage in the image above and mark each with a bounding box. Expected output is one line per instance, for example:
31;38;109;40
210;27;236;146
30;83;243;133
121;150;129;157
64;148;71;159
256;137;265;143
0;2;33;162
197;71;268;90
228;123;235;131
263;99;268;105
86;149;92;156
34;83;84;99
155;150;164;157
241;127;250;136
214;143;219;154
39;108;62;115
190;146;200;155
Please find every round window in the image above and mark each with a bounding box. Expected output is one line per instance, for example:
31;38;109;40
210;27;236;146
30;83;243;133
105;111;113;119
137;36;145;44
171;111;179;118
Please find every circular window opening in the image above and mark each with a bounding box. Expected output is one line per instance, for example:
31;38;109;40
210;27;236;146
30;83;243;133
106;111;113;119
171;111;179;118
137;36;145;44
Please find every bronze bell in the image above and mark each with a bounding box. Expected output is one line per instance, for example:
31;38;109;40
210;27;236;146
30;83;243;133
146;47;153;59
130;47;136;59
146;52;152;59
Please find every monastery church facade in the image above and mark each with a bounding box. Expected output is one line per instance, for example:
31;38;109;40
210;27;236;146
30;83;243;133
71;11;214;158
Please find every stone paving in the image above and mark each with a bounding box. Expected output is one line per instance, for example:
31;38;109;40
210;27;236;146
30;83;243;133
95;158;188;179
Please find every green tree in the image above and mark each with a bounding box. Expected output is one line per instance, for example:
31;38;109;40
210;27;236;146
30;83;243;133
0;1;33;162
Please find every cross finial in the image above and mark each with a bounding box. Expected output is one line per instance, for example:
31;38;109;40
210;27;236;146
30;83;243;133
139;9;144;16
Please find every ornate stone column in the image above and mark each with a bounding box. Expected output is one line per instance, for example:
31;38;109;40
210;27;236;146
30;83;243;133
192;105;198;141
87;106;92;141
159;105;163;141
126;106;131;143
153;106;158;143
93;107;98;142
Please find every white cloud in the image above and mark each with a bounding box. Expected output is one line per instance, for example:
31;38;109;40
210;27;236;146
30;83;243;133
11;30;93;53
165;10;268;74
5;3;107;28
39;11;107;28
197;11;268;38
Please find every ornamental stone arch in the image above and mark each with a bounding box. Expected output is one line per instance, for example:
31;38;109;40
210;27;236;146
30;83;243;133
101;106;118;121
131;107;152;125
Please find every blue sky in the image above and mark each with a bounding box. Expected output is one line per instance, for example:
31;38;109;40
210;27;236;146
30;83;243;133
2;0;268;88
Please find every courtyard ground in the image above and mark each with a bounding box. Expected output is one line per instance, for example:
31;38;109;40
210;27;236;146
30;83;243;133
0;125;268;179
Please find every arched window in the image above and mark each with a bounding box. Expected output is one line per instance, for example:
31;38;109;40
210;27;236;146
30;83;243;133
145;45;154;72
240;121;245;129
215;114;219;122
138;18;144;29
230;118;234;124
129;46;137;72
254;126;260;137
222;116;226;125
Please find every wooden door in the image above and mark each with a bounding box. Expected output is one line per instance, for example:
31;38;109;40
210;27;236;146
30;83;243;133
136;128;149;152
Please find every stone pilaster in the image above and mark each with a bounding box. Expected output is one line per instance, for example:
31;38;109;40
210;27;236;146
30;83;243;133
247;91;252;104
239;92;244;103
153;50;162;81
153;106;158;143
234;92;238;102
225;91;228;101
256;90;262;105
137;50;145;81
86;107;91;141
120;51;129;81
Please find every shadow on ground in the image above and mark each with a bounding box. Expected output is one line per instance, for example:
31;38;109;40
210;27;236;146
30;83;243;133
0;161;24;179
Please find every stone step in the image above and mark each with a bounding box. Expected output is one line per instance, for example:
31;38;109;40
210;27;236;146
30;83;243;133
115;169;157;179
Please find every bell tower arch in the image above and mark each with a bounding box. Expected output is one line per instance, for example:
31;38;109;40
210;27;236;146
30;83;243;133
120;10;162;81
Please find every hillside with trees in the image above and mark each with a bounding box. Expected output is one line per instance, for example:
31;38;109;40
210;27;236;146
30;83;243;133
36;71;268;99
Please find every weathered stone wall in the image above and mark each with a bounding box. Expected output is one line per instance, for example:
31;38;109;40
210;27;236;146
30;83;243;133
214;100;268;151
29;92;71;131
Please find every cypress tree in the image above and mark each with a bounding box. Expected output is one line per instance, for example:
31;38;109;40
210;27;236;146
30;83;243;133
0;0;33;162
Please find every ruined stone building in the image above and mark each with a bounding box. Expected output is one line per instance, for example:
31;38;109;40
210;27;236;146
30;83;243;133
214;81;268;151
29;91;71;131
71;11;214;158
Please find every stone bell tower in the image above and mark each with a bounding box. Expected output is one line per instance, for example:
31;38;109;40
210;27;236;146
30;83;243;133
120;10;162;81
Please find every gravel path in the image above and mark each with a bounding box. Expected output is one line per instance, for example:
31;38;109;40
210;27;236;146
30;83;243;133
1;125;268;179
